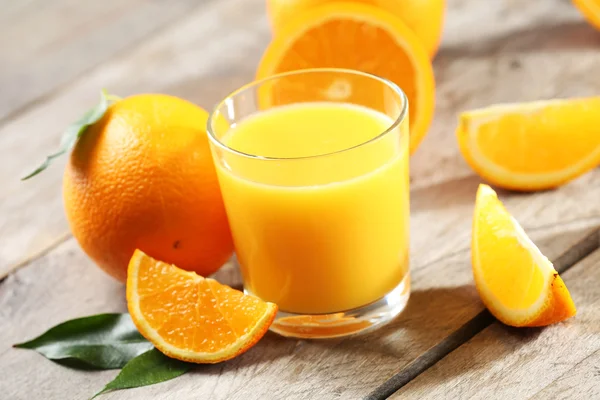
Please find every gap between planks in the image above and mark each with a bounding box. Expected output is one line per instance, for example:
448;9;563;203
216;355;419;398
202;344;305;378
365;227;600;400
0;232;72;282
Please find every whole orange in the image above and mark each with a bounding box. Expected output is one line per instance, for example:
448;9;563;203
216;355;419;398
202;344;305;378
266;0;446;58
63;94;234;282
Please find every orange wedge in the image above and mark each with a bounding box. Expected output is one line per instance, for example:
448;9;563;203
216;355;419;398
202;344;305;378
257;2;435;154
457;98;600;191
127;250;277;363
472;184;576;327
573;0;600;30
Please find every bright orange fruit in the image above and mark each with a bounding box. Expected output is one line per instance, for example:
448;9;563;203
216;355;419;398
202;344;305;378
63;94;234;282
257;2;436;154
457;98;600;191
573;0;600;30
472;184;576;327
266;0;446;58
127;250;278;363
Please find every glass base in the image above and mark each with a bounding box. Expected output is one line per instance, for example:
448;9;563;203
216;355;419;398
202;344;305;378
256;273;410;339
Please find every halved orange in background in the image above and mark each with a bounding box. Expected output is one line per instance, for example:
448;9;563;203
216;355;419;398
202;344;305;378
472;185;576;327
266;0;446;59
127;250;277;363
457;98;600;191
257;2;435;154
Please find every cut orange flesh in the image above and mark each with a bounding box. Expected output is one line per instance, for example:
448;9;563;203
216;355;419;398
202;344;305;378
457;98;600;191
266;0;446;59
472;185;576;327
127;250;277;363
257;2;435;154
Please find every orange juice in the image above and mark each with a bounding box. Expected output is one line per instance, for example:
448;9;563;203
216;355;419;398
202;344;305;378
215;102;409;314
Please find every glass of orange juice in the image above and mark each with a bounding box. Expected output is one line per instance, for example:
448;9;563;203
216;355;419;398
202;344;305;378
207;68;409;338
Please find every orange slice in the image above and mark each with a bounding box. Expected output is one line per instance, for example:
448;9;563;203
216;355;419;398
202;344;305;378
573;0;600;30
457;98;600;191
127;250;277;363
257;2;435;154
472;184;576;327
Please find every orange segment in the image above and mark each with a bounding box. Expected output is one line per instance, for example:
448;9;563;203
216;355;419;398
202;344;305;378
472;184;576;327
127;250;277;363
257;2;435;154
457;98;600;191
266;0;446;59
573;0;600;30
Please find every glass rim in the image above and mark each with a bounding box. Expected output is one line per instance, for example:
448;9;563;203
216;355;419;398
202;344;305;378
206;68;408;161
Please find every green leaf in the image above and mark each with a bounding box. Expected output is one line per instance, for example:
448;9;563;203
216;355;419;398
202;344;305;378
14;313;153;369
21;89;119;180
93;348;192;398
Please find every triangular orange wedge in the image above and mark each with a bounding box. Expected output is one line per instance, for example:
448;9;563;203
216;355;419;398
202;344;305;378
457;98;600;191
472;184;576;327
256;2;435;154
127;250;277;363
573;0;600;30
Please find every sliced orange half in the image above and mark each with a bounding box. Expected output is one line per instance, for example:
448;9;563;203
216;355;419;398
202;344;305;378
127;250;277;363
472;184;576;327
457;98;600;191
256;2;435;154
266;0;446;59
573;0;600;30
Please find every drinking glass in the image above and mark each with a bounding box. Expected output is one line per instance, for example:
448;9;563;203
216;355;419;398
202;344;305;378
207;68;410;338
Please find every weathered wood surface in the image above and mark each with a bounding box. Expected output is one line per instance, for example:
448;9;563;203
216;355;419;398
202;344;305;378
1;0;600;399
2;229;597;400
0;0;260;278
393;248;600;400
0;0;204;122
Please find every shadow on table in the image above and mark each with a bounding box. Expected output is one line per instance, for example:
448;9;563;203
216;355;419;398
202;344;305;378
183;284;546;399
437;20;600;61
411;175;482;212
187;285;486;373
348;285;485;359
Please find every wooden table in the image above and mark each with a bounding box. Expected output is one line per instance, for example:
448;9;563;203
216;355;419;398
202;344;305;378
2;0;600;398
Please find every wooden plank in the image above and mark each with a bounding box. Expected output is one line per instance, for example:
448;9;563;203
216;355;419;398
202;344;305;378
0;228;597;400
2;0;600;399
367;229;600;400
391;248;600;400
0;240;128;400
532;350;600;400
0;0;204;122
0;0;596;279
0;0;268;277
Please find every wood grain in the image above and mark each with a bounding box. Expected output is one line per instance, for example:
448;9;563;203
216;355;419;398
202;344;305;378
0;0;269;278
0;0;204;122
0;228;597;400
532;350;600;400
392;248;600;400
2;0;600;398
367;228;600;400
